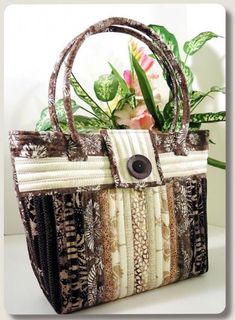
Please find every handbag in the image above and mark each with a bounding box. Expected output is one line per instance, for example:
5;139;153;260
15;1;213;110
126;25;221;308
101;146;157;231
9;17;209;314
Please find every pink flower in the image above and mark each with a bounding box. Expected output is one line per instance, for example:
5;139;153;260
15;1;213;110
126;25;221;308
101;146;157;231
123;39;160;100
123;70;142;96
140;53;155;72
123;70;132;87
115;104;155;130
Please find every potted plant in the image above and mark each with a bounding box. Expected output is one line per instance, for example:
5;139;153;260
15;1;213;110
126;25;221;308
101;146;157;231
36;25;225;169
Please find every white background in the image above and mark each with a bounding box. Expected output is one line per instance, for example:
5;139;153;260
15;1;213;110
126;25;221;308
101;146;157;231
4;3;225;234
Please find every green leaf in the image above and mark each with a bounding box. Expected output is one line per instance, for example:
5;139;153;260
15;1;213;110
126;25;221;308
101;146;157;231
55;99;78;120
208;157;225;170
94;74;119;102
59;115;113;133
162;99;183;132
70;73;110;121
163;100;174;122
162;121;171;132
74;115;111;130
189;122;202;131
132;55;164;130
109;62;129;96
148;25;194;93
114;92;135;111
190;111;226;123
209;139;216;145
183;31;220;56
149;24;181;61
190;86;225;112
58;122;70;133
190;90;207;107
35;99;78;131
180;62;194;91
210;86;226;94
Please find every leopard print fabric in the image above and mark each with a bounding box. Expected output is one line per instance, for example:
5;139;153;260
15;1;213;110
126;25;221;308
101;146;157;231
130;189;149;293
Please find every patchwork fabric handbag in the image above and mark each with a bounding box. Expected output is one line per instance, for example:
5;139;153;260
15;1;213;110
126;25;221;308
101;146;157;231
9;17;209;314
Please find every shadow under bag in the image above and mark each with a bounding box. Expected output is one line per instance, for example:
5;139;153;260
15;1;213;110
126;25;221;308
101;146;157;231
9;17;209;314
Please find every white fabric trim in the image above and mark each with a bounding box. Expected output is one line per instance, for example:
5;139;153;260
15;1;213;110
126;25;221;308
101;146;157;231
17;169;112;182
163;168;207;178
18;177;114;192
15;150;208;192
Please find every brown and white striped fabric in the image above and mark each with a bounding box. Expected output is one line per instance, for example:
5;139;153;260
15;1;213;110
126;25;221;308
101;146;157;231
9;129;209;314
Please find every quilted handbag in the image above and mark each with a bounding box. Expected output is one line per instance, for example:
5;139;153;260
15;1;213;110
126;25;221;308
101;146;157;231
9;17;209;314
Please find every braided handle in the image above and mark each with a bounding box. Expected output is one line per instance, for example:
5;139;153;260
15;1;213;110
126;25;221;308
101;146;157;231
48;17;190;156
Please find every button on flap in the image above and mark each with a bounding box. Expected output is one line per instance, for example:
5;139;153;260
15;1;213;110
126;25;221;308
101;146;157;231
101;129;164;188
127;155;152;179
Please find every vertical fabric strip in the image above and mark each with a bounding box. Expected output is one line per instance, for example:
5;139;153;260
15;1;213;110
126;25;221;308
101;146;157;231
189;176;208;276
70;193;88;311
122;189;135;296
91;192;105;304
173;178;192;280
200;177;209;274
152;187;163;288
22;197;41;272
22;196;45;292
41;195;61;312
99;190;115;302
116;189;128;298
63;193;84;311
108;189;121;300
33;197;50;296
145;188;157;290
166;182;178;283
30;195;62;312
130;189;149;293
82;192;97;307
53;193;72;313
160;186;171;285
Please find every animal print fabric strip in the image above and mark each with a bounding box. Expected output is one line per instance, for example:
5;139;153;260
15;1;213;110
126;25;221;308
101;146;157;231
19;174;208;313
98;190;115;302
166;182;178;284
160;187;171;285
92;192;105;304
171;175;208;281
53;192;88;313
188;176;208;276
130;189;149;293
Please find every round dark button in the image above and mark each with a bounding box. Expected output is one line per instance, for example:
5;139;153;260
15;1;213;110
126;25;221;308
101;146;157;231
127;154;152;179
132;160;147;173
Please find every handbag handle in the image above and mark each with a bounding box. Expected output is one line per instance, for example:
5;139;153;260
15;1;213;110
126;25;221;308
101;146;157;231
48;17;190;156
48;27;180;133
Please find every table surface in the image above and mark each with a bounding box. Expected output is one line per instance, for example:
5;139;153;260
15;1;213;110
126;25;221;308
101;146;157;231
4;225;225;315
